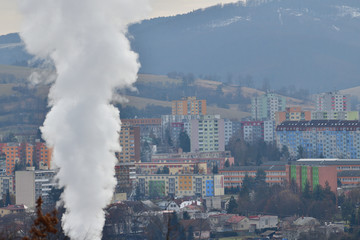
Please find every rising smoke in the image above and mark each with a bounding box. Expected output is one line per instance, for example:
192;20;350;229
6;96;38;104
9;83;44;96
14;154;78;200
18;0;149;239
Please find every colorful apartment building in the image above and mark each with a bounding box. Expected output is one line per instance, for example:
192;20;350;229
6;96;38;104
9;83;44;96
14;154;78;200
135;162;207;175
316;91;350;112
220;162;338;193
275;107;311;125
35;142;52;169
172;97;206;115
137;174;224;198
251;92;286;121
190;115;225;152
276;120;360;159
311;111;359;121
151;151;234;174
2;143;21;175
117;122;140;163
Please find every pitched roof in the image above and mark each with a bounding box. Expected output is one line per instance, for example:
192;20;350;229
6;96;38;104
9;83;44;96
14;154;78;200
226;215;247;224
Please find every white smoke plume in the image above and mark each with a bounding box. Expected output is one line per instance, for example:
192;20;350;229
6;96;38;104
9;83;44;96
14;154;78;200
18;0;150;239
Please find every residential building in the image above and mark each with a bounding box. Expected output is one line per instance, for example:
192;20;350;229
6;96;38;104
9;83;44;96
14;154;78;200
220;165;287;189
241;120;275;143
0;175;14;195
114;162;136;195
276;120;360;158
0;205;26;217
275;107;311;125
172;97;206;115
224;119;233;145
135;162;207;175
121;118;161;138
251;92;286;121
35;141;52;169
137;174;224;198
151;151;234;174
117;122;140;163
225;216;250;231
311;111;359;121
2;143;21;175
189;115;225;152
316;91;350;111
15;168;56;208
220;161;338;193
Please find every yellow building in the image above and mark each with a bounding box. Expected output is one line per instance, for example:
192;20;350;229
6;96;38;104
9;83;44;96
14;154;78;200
172;97;206;115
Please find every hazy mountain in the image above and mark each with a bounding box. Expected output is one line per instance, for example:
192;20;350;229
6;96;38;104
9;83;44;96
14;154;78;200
0;33;32;66
1;0;360;91
129;0;360;91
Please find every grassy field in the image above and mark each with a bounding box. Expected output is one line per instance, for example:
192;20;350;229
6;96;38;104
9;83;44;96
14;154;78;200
0;64;32;79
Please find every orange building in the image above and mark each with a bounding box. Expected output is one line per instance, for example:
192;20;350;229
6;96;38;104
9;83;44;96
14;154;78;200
117;122;140;163
179;175;193;191
275;107;311;125
172;97;206;115
35;142;52;169
2;143;21;175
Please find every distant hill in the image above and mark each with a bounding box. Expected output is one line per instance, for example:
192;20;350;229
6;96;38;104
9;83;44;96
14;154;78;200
2;0;360;91
129;0;360;91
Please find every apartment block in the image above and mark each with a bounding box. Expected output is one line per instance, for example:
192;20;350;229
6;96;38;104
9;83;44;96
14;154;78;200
121;118;161;139
137;174;224;198
311;111;359;121
241;120;275;143
316;91;350;111
117;122;140;163
135;162;208;175
251;92;286;121
275;107;311;125
0;175;14;195
172;97;206;115
151;151;234;174
15;168;56;208
276;120;360;159
190;115;225;152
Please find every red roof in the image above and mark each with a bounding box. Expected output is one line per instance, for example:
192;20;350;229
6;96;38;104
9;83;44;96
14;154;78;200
226;215;247;224
2;205;26;211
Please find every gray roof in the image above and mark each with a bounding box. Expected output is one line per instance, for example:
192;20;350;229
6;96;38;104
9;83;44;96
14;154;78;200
292;159;360;166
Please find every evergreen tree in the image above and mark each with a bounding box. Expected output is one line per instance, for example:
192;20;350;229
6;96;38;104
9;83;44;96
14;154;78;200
212;165;219;174
226;196;238;214
179;130;191;152
187;226;194;240
224;159;230;168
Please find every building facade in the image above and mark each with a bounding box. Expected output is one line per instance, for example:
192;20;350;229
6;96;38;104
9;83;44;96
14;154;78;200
190;115;225;152
276;120;360;158
117;122;141;163
137;174;224;198
316;91;350;112
311;111;359;121
275;107;311;125
172;97;206;115
251;93;286;121
241;120;275;143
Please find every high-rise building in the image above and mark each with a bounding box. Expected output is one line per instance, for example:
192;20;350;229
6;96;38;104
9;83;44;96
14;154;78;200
316;91;350;111
117;122;140;163
275;107;311;125
311;111;359;120
15;168;56;208
276;120;360;159
172;97;206;115
240;120;275;143
251;93;286;121
189;115;225;152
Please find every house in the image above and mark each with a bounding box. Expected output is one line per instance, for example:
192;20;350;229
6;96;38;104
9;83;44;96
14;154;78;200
181;219;211;239
157;200;180;212
225;215;250;231
249;215;278;231
0;205;27;217
209;213;236;232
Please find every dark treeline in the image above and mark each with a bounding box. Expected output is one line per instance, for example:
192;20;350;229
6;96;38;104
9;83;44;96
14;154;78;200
226;134;290;166
226;169;337;221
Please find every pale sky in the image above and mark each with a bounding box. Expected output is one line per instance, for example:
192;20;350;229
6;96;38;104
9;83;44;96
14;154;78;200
0;0;241;35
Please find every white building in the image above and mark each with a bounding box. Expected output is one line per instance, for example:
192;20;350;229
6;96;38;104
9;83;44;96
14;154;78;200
316;91;351;112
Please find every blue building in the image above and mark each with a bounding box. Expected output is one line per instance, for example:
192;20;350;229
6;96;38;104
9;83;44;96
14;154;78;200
276;120;360;159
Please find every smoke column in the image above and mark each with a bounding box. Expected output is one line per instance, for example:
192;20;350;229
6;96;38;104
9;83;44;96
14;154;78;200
18;0;149;239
